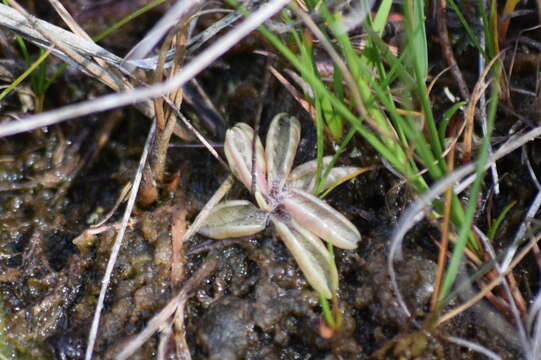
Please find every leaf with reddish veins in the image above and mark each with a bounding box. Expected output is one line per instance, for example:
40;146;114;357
271;215;338;298
198;200;268;239
288;156;333;191
282;188;361;249
224;123;267;194
289;156;360;194
265;113;301;193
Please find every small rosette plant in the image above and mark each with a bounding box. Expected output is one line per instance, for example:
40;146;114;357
198;113;361;298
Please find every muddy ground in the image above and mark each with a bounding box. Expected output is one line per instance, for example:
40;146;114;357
0;1;540;359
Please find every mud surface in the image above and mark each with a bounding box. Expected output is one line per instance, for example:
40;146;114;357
0;95;528;359
0;2;539;360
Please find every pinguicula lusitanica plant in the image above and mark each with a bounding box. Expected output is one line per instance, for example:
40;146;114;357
198;113;361;298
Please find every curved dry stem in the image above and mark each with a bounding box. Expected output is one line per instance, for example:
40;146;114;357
445;336;501;360
437;230;541;326
388;125;541;319
123;0;204;62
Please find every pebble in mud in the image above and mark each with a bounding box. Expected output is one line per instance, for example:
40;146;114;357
48;334;85;360
362;245;437;324
250;239;363;357
196;296;256;360
191;236;366;359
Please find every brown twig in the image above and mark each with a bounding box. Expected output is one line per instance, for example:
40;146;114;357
6;0;157;120
268;63;315;116
431;127;456;311
153;34;169;131
173;295;191;360
460;53;502;163
46;0;107;69
436;0;470;101
138;163;159;206
153;23;189;183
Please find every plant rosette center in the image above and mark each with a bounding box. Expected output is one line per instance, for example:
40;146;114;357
198;113;361;298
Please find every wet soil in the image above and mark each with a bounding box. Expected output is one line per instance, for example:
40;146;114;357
0;2;540;360
0;83;528;359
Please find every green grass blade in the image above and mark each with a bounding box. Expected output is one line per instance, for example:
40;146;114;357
439;101;466;143
404;0;428;81
257;26;405;172
371;0;393;35
93;0;169;42
440;75;499;301
487;201;516;241
316;127;356;195
314;92;325;194
447;0;485;58
403;0;443;164
0;49;50;102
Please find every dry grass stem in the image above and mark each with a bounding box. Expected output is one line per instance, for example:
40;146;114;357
123;0;203;62
1;1;157;120
431;137;456;311
462;53;502;162
46;0;138;95
475;229;528;347
91;182;132;228
0;0;292;138
153;24;189;182
46;0;99;52
85;119;156;360
7;0;126;93
389;125;541;318
291;3;370;124
157;322;174;360
138;164;159;206
0;3;124;65
187;9;242;52
249;56;272;194
437;230;541;326
427;65;452;96
269;64;315;117
445;336;502;360
501;148;541;270
173;301;191;360
436;1;470;101
182;175;234;243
